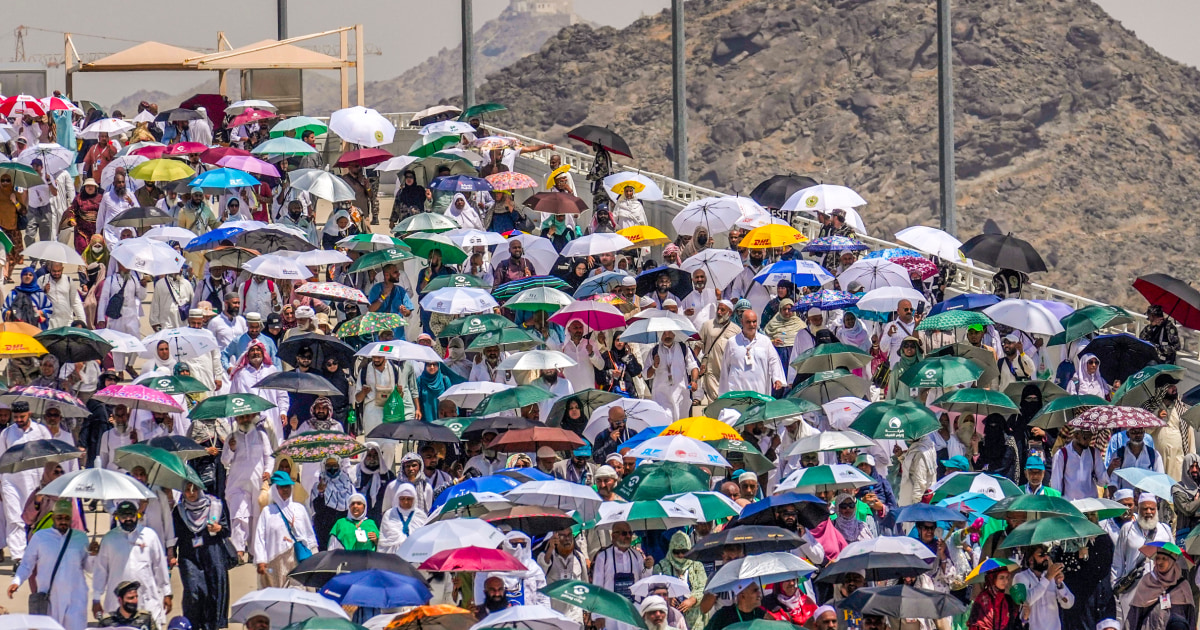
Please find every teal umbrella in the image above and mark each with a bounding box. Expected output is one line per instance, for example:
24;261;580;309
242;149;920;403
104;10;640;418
915;310;993;332
850;400;941;441
899;356;983;388
466;327;544;351
1110;364;1186;408
1048;305;1136;346
997;516;1107;549
1029;394;1109;430
734;399;820;428
615;461;710;501
706;391;774;418
931;388;1019;417
440;313;515;337
788;343;872;372
472;385;556;416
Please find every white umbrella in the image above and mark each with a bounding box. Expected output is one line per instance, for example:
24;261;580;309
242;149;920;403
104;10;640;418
561;232;636;257
23;241;85;266
822;396;870;430
619;316;698;343
40;465;154;501
354;340;443;363
364;614;402;630
603;172;664;201
80;117;134;139
631;575;692;600
276;249;353;266
131;110;156;124
505;479;604;520
497;350;577;372
227;99;277;115
594;500;697;530
101;154;148;190
586;398;671;441
242;253;315;280
0;615;64;630
837;259;910;292
377;155;421;173
491;233;557;276
673;197;757;235
706;552;818;593
470;606;580;630
144;225;199;244
855;286;927;313
395;519;506;563
222;220;269;231
775;463;876;493
679;248;744;291
629;434;730;467
428;492;512;522
288;168;356;203
420;120;476;136
435;147;485;166
784;430;877;457
842;207;868;233
781;184;867;213
140;327;219;362
110;237;184;276
735;214;789;230
447;228;507;248
329;106;396;147
15;143;74;175
96;328;146;354
440;382;514;408
983;299;1065;336
667;491;743;522
505;287;574;313
231;588;350;627
895;226;965;261
840;536;936;561
420;287;498;315
409;105;461;124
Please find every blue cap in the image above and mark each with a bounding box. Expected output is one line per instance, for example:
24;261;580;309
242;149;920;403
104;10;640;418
940;455;970;471
190;186;204;194
168;617;193;630
1025;456;1045;471
573;444;592;457
270;470;294;486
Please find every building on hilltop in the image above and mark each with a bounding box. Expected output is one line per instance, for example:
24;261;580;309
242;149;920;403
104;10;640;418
509;0;576;20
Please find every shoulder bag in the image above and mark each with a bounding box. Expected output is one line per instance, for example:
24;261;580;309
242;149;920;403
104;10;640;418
28;530;72;615
275;503;313;563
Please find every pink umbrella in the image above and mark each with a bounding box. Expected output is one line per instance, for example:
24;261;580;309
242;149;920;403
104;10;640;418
228;108;276;127
130;145;168;159
93;384;184;415
892;256;939;280
417;546;526;572
216;154;280;178
165;142;208;156
548;301;625;332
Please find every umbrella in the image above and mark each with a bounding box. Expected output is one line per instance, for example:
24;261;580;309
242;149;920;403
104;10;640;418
109;237;183;275
282;621;367;630
783;430;876;458
983;299;1064;335
242;253;313;281
1068;405;1165;431
23;241;86;267
128;158;195;182
114;444;204;490
421;287;497;315
403;233;469;265
429;175;493;193
802;235;869;253
231;588;350;627
749;175;819;209
274;431;365;463
428;492;512;521
497;350;576;371
667;491;743;522
320;570;431;609
997;515;1107;549
101;155;148;189
0;386;87;417
566;125;632;157
35;327;112;363
754;259;834;288
523;191;589;215
0;163;41;188
39;465;154;501
740;224;806;249
930;293;1002;315
503;286;573;315
440;382;514;410
481;505;578;538
660;416;741;441
543;389;623;430
253;137;318;156
0;439;80;474
603;172;663;201
1002;379;1069;406
963;558;1021;584
788;343;871;373
141;328;219;363
0;616;64;630
0;331;46;358
214;154;279;178
189;393;277;420
336;148;394;168
488;427;584;452
420;120;475;136
493;275;573;301
1133;273;1200;330
95;328;146;354
544;580;645;627
781;184;867;213
547;301;625;333
840;585;968;619
330;106;395;147
706;391;774;417
144;435;208;459
687;525;803;562
615;461;710;501
1071;497;1134;521
855;287;926;313
705;438;775;474
93;384;183;415
629;435;731;468
289;169;356;203
0;95;47;117
929;472;1023;503
483;171;538;191
189;167;260;190
818;545;935;583
367;421;460;443
594;499;699;530
337;233;409;251
960;232;1048;273
789;369;871;405
355;340;442;364
255;371;342;396
417;547;526;574
431;475;524;512
899;356;983;388
728;494;830;530
464;328;544;353
491;235;558;275
915;310;993;332
505;479;603;520
734;399;821;430
678;198;764;236
15;143;74;174
677;249;747;291
425;274;490;294
795;289;860;311
109;206;176;229
472;385;556;417
295;282;368;304
618;315;698;344
776;464;876;493
336;313;407;337
275;333;357;368
1098;346;1177;398
932;388;1019;416
895;226;965;261
1030;394;1110;430
469;606;578;630
838;259;910;292
983;494;1082;520
201;146;250;164
347;248;415;273
616;225;671;249
1049;305;1137;346
1115;468;1176;501
705;552;817;593
561;233;636;258
271;116;328;138
144;225;199;244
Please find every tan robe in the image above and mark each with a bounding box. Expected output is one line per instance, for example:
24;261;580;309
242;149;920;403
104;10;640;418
696;318;741;405
1150;405;1192;481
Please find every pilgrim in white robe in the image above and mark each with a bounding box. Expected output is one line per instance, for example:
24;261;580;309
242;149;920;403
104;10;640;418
13;527;91;630
645;341;698;421
253;487;318;588
719;333;785;397
92;524;171;627
221;422;273;552
0;421;51;559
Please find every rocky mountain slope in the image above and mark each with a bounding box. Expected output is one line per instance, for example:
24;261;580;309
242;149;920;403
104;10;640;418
476;0;1200;307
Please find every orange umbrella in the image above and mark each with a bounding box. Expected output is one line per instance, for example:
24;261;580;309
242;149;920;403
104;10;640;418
739;224;807;249
0;322;42;336
487;427;586;452
386;605;475;630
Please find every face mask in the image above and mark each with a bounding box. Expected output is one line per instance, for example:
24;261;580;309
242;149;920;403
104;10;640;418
483;449;497;459
122;602;139;614
289;211;302;221
697;234;708;245
325;467;340;477
119;518;138;532
91;244;103;253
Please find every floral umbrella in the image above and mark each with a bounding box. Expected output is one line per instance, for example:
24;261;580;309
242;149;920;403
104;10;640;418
1066;405;1166;431
485;171;539;191
470;136;519;151
274;431;366;463
0;386;88;417
336;313;407;338
295;282;369;303
795;289;859;311
892;256;939;280
863;248;923;260
801;235;869;253
93;384;184;414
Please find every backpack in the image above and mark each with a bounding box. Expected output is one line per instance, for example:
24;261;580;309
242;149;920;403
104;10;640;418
10;291;37;326
1115;444;1157;470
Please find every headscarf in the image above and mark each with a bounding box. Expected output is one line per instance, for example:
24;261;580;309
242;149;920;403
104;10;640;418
1070;353;1111;397
444;338;472;380
320;457;355;512
323;208;352;237
446;193;482;230
763;303;805;342
972;569;1016;630
391;483;428;535
664;530;696;572
1182;453;1200;492
832;494;866;542
37;462;60;489
808;520;848;562
396;171;426;210
346;492;368;522
228;340;273;381
1129;549;1194;608
14;267;40;295
357;442;385;501
956;414;979;460
887;336;923;399
417;364;452;421
503;530;534;571
837;313;871;351
978;413;1014;472
180;488;215;534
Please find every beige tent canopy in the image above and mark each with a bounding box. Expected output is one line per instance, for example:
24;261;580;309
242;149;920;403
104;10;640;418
65;26;366;107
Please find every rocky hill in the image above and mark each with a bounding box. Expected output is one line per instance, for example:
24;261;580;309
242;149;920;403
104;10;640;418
476;0;1200;307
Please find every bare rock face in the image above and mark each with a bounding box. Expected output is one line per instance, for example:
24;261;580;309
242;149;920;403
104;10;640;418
471;0;1200;307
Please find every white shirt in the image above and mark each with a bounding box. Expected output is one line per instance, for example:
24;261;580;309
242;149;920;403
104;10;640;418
881;318;918;365
96;188;137;244
98;425;134;471
253;499;318;565
535;377;574;424
719;333;785;396
208;313;247;350
38;274;84;330
1012;568;1074;630
726;265;772;313
1112;519;1172;584
92;525;171;619
13;527;91;630
559;338;604;393
1049;445;1108;500
899;435;937;506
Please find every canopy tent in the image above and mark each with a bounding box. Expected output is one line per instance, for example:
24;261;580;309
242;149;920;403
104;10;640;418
78;41;203;72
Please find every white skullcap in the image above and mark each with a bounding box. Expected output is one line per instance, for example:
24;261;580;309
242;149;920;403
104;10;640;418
663;298;678;307
718;299;734;310
620;276;637;287
814;605;837;620
1113;489;1134;501
595;465;618;480
738;471;758;483
639;595;669;616
1138;493;1157;505
807;307;822;317
1096;620;1120;630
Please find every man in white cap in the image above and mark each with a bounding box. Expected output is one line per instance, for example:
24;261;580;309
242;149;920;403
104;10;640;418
1112;492;1171;616
719;310;785;397
535;446;560;475
680;268;716;329
1102;488;1136;542
282;305;317;342
616;275;640;315
997;332;1037;389
811;605;838;630
696;300;740;406
639;595;674;630
184;308;223;391
1049;427;1108;500
879;299;919;367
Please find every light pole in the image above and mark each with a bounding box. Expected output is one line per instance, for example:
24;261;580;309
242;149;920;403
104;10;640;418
462;0;475;109
277;0;288;39
671;0;687;181
937;0;956;236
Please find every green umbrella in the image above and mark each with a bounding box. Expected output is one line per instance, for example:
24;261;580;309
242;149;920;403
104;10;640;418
915;310;993;332
114;444;204;491
705;438;775;473
431;416;476;438
336;312;406;338
545;389;624;428
140;374;210;395
850;400;941;441
665;491;742;522
336;233;410;252
788;368;870;404
778;463;876;493
1030;394;1110;430
394;212;460;234
733;399;820;428
459;103;507;121
544;580;646;628
931;388;1019;417
492;276;573;301
929;472;1024;503
403;233;468;265
472;385;556;416
504;286;573;314
35;327;113;363
269;116;329;139
1048;305;1136;346
983;494;1083;520
0;163;42;188
997;515;1107;549
616;461;710;501
928;342;1000;390
408;133;462;159
789;342;872;373
1111;364;1186;408
725;621;798;630
440;313;516;337
424;273;489;293
467;327;544;351
189;393;276;420
1071;497;1130;521
347;247;414;273
706;391;775;418
1002;380;1068;405
899;356;983;388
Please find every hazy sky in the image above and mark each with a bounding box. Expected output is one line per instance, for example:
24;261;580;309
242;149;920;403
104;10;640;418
1;0;1195;108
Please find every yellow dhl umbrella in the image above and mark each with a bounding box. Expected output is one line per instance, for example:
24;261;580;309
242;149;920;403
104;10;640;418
545;164;571;190
660;416;742;441
128;158;196;183
0;332;47;358
617;225;670;249
739;224;808;249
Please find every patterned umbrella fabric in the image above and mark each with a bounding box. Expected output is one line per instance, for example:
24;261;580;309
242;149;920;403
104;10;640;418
484;171;538;190
336;313;407;337
470;136;520;151
915;310;993;332
93;384;184;414
295;282;368;303
891;256;939;280
0;386;88;417
863;248;923;260
492;276;572;301
801;235;868;253
1066;405;1166;431
795;290;859;311
274;431;367;463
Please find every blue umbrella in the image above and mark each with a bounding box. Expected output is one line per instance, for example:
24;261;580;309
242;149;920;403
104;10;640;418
863;248;923;260
735;493;829;529
429;175;493;192
575;271;630;299
493;467;555;483
845;305;890;323
319;569;431;608
619;426;665;452
189;167;260;189
432;475;521;511
1114;468;1175;501
754;260;834;288
184;226;246;252
935;491;998;520
894;502;969;524
929;293;1001;316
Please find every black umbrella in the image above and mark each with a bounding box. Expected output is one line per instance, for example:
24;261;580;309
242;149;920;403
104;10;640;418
817;551;933;583
277;333;355;367
726;494;830;531
254;371;342;396
1078;333;1158;384
839;585;968;619
155;108;205;123
959;233;1047;273
35;328;113;363
635;265;693;300
749;174;819;210
686;525;802;562
235;226;317;254
523;192;589;215
146;435;209;459
289;549;426;588
1133;273;1200;329
461;416;537;441
108;206;175;228
544;389;624;434
566;125;633;158
0;439;80;474
366;421;460;443
481;506;577;538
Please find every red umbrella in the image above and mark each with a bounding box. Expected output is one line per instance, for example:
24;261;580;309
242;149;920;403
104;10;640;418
200;146;250;165
417;547;525;572
179;93;227;130
166;142;208;156
1133;273;1200;330
131;145;168;159
336;148;394;168
1067;406;1166;431
0;95;47;118
229;108;276;128
523;192;588;215
487;427;586;452
892;256;939;281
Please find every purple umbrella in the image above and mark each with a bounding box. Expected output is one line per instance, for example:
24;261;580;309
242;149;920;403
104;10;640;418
216;155;280;178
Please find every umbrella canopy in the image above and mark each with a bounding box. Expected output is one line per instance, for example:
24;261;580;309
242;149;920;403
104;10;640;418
983;299;1064;335
802;235;868;253
840;585;968;619
895;226;964;260
1109;363;1186;408
497;350;576;371
899;356;984;388
566;125;632;157
931;388;1019;416
506;479;603;520
547;301;625;333
960;232;1048;273
1133;273;1200;330
24;241;86;267
544;580;645;627
667;491;743;522
336;148;394;168
1068;405;1165;431
394;517;507;563
838;259;911;292
421;287;498;315
789;368;871;404
849;400;940;441
367;421;460;443
144;435;208;459
915;310;993;332
561;232;636;258
440;382;515;410
418;547;526;574
997;515;1107;549
330;106;395;147
278;333;356;366
503;286;573;314
735;399;821;429
740;224;807;249
1115;468;1176;501
189;393;276;420
231;588;349;627
615;461;710;501
0;615;65;630
679;248;743;290
253;137;318;156
189;167;260;190
705;391;774;417
35;327;112;363
789;343;872;373
523;191;589;215
114;443;204;490
706;552;818;593
480;505;576;537
140;327;220;363
629;435;730;468
781;184;867;213
543;389;623;429
472;385;556;417
39;465;154;501
594;499;698;530
270;116;328;138
1071;497;1133;521
1002;379;1069;406
93;384;184;415
465;328;542;352
424;273;489;293
0;439;81;474
320;570;431;609
686;525;802;562
488;427;584;453
983;494;1083;520
1049;305;1137;346
0;386;88;417
428;492;512;521
818;545;935;583
929;293;1001;315
749;175;819;209
731;495;830;530
776;464;876;494
1030;394;1110;430
289;169;356;202
929;472;1023;503
336;313;407;338
854;287;926;313
128;158;195;182
754;259;834;289
469;606;577;630
274;431;365;463
660;416;741;441
109;237;183;274
255;371;342;396
783;430;876;458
